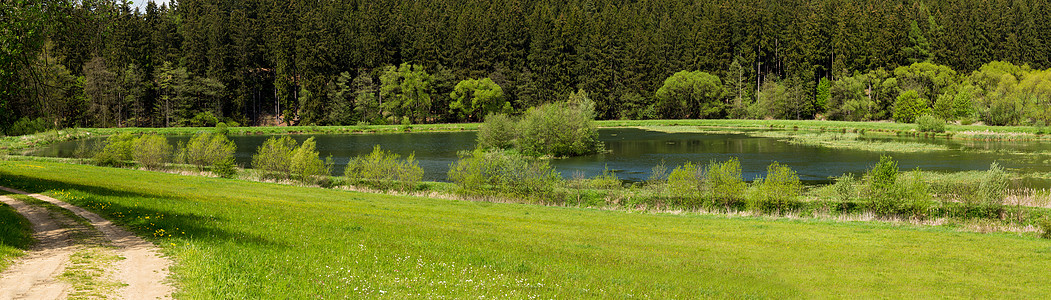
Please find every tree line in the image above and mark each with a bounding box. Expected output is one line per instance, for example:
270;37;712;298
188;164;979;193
5;0;1051;134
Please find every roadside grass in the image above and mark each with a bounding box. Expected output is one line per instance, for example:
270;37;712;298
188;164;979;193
0;193;33;272
1;161;1050;298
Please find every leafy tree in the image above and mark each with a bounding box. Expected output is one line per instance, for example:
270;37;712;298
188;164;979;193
893;90;930;123
379;63;433;124
815;77;831;114
902;20;932;64
450;77;510;122
654;71;725;119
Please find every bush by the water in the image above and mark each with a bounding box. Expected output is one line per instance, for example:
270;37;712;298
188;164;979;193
748;162;803;214
133;134;172;170
290;137;332;183
92;133;137;167
916;115;946;133
1041;219;1051;239
345;145;423;191
447;149;562;200
478;92;602;157
477;113;517;150
183;132;236;171
863;156;932;217
663;158;746;209
252;136;297;177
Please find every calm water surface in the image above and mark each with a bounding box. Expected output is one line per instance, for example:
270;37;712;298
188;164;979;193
31;128;1051;184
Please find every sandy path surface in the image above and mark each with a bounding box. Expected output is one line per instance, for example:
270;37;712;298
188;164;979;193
0;186;173;300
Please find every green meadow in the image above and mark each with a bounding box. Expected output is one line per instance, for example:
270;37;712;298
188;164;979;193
0;159;1049;298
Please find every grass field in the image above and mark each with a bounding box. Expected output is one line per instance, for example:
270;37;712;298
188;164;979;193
1;159;1050;298
0;194;32;273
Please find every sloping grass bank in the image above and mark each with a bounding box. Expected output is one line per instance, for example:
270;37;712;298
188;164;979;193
1;160;1050;298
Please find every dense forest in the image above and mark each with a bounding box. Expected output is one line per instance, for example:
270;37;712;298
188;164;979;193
5;0;1051;135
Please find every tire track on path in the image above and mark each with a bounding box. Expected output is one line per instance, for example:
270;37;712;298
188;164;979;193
0;186;173;300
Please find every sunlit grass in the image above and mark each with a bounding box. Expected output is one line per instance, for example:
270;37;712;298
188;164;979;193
1;160;1051;298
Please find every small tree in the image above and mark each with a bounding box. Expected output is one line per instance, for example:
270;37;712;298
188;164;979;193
450;77;510;122
748;162;802;214
477;113;517;150
93;133;137;167
133;134;172;170
290;137;331;182
184;132;236;170
252;136;297;177
654;70;725;119
893;90;929;123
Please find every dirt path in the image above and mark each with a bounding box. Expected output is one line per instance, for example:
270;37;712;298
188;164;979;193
0;186;173;300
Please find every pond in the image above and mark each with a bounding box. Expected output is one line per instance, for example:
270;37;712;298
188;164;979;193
29;128;1051;184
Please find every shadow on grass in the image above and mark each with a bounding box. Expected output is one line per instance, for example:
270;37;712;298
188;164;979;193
0;172;286;249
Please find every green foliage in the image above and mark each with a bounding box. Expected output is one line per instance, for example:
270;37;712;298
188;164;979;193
893;90;929;123
666;162;703;205
450;78;509;122
215;122;229;135
705;158;746;208
345;145;423;191
865;155;899;214
183;132;236;171
916;115;946;133
212;158;238;179
289;137;332;183
189;112;220;127
1040;219;1051;239
654;71;725;119
477;113;517;150
6;117;51;136
514;100;602;157
251;136;297;177
815;77;831;113
92;133;137;167
132;134;172;170
972;162;1008;210
380;63;433;124
863;156;932;217
748;162;803;214
447;149;561;200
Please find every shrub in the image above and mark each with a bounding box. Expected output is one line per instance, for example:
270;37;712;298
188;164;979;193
289;137;332;182
189;111;219;127
447;149;561;200
132;134;172;170
832;174;860;201
916;115;946;133
705;158;746;209
1040;218;1051;239
973;162;1008;211
667;162;703;206
477;113;517;150
514;100;603;157
748;162;802;214
7;117;50;136
93;133;137;167
212;158;238;179
893;90;930;123
184;132;236;171
252;136;297;177
215;122;229;135
345;145;424;191
865;155;900;215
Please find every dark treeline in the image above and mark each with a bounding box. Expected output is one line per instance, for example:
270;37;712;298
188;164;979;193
5;0;1051;134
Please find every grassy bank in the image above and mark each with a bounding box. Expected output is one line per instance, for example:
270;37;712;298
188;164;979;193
0;191;33;272
4;119;1046;154
1;160;1051;298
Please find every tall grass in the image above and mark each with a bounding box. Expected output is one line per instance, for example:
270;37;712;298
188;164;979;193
0;199;32;272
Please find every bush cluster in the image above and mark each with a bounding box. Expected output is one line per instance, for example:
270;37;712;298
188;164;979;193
344;145;423;191
1041;219;1051;239
477;99;602;157
133;134;172;170
660;158;752;210
916;115;946;133
89;133;174;169
447;149;562;200
183;132;237;171
252;136;332;183
748;162;803;214
6;117;51;136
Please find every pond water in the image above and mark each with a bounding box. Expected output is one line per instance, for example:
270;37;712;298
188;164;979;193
29;128;1051;184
